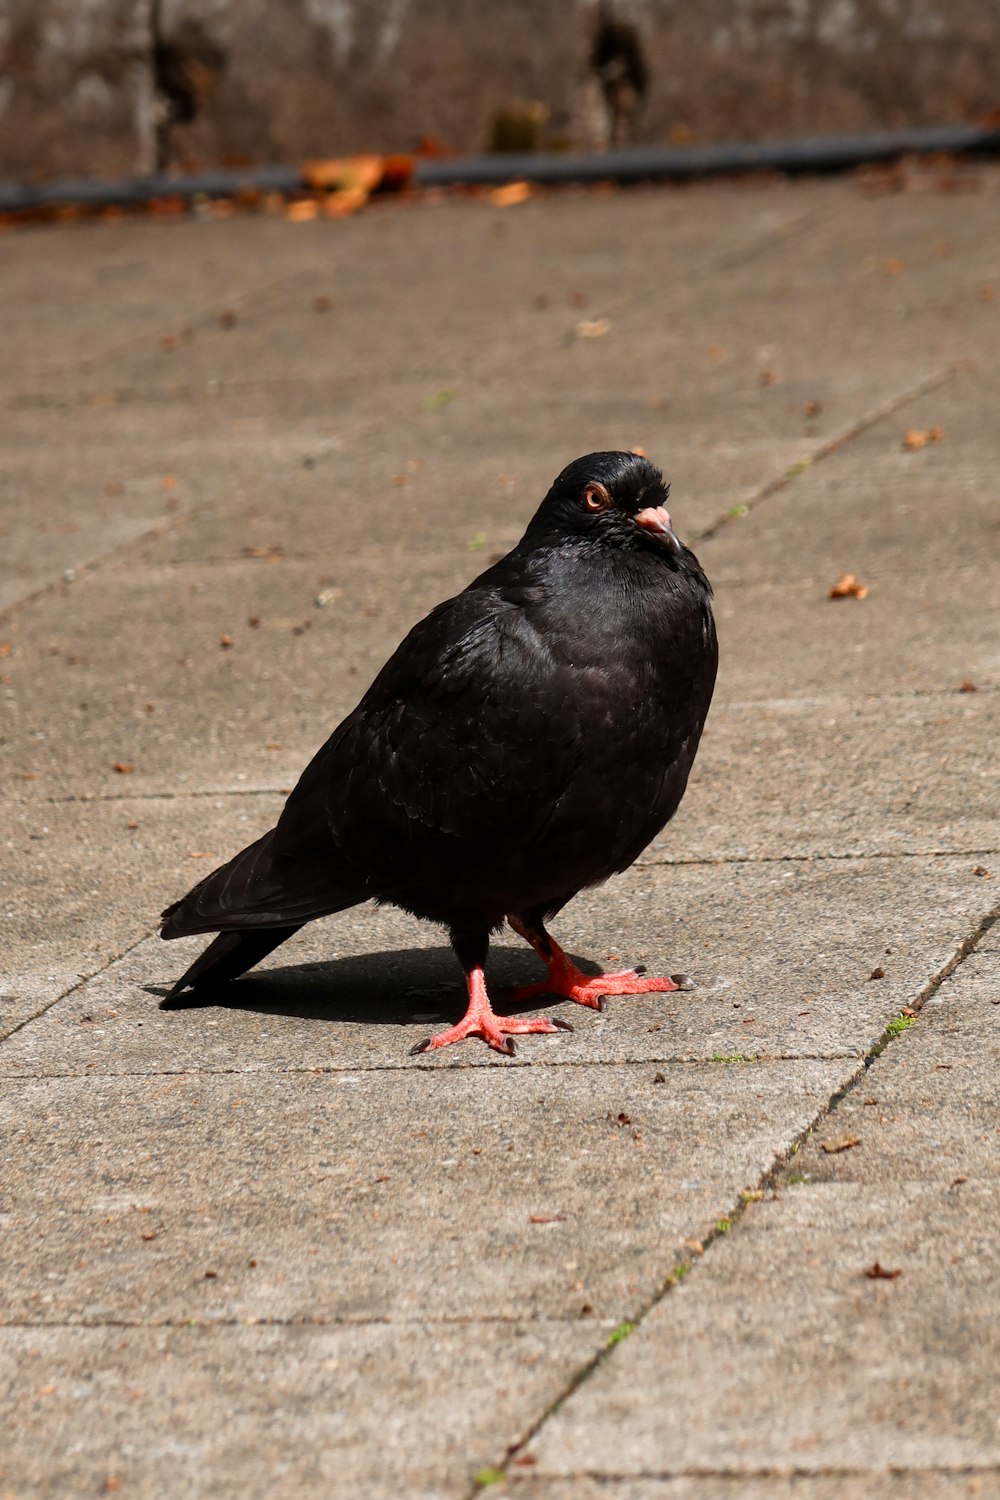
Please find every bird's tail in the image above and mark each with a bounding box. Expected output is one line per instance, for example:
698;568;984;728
159;823;365;1006
159;925;302;1008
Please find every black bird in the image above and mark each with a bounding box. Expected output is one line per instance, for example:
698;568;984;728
160;452;718;1054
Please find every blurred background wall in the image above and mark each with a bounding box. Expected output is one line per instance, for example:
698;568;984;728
1;0;998;180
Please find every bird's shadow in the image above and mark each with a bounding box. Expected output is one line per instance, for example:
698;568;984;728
145;944;603;1029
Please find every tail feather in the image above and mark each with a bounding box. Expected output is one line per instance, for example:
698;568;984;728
160;925;302;1008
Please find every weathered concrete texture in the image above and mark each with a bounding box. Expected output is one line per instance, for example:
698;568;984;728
0;1059;847;1326
0;0;153;179
1;176;998;1496
522;942;1000;1481
1;853;990;1067
2;793;281;1014
498;1477;995;1500
5;0;1000;178
0;1320;595;1500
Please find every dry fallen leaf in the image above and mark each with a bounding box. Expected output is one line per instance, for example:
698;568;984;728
304;154;383;194
829;573;869;600
864;1262;902;1280
112;761;134;775
869;966;886;980
577;318;610;339
323;188;368;218
188;851;215;859
903;427;943;450
528;1213;562;1224
489;181;533;208
959;679;977;692
220;634;234;649
821;1135;860;1154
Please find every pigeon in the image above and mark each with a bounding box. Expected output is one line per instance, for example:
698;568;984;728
160;451;718;1054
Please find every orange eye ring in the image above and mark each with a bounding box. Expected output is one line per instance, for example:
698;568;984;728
583;483;611;512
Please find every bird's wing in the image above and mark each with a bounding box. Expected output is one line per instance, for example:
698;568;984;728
161;825;365;937
278;586;584;871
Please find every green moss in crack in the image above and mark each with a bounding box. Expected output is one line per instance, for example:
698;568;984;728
606;1320;637;1349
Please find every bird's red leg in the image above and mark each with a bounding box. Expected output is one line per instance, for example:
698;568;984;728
410;964;572;1056
507;913;690;1011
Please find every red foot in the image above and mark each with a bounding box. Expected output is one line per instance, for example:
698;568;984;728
410;966;572;1056
508;941;690;1012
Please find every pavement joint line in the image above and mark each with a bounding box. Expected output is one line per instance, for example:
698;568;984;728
0;1314;605;1331
472;901;1000;1492
861;898;999;1063
0;928;157;1048
695;361;964;541
501;1464;1000;1483
0;506;200;626
0;1054;862;1082
6;267;319;386
637;846;1000;869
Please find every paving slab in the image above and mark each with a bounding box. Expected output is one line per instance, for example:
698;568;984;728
0;1058;846;1326
3;549;996;802
497;1477;996;1499
0;1321;594;1500
1;854;990;1068
519;927;1000;1483
1;793;281;1018
1;174;998;1498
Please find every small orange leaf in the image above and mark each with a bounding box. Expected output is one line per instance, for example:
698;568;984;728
285;199;318;222
489;181;533;208
112;761;134;775
577;318;610;339
821;1134;860;1153
829;573;868;600
903;427;943;451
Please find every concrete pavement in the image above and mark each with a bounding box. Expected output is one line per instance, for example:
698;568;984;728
1;175;998;1498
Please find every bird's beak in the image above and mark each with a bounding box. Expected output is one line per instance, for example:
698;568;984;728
634;505;680;550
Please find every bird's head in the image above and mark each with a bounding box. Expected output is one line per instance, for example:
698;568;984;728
525;451;684;560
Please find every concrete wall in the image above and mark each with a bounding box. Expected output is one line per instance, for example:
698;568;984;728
1;0;998;180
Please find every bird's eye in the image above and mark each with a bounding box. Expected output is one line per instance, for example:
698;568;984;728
583;483;611;512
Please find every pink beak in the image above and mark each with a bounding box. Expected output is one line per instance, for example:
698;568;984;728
635;505;675;537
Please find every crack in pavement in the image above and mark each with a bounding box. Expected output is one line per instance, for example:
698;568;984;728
695;363;963;541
